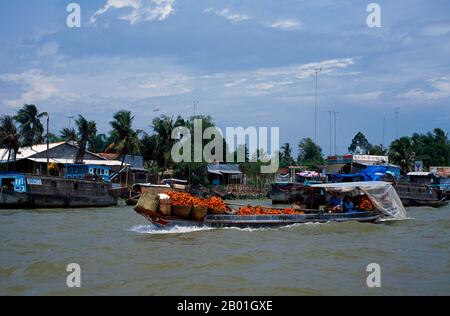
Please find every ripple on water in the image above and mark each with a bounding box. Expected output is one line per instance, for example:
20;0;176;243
23;260;65;278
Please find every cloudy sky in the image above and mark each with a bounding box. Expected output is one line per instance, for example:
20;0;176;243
0;0;449;156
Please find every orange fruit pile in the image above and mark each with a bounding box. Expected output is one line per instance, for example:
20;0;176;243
237;206;305;216
165;192;193;206
165;192;228;210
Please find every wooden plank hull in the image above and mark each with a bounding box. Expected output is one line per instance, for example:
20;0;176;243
0;174;117;209
0;189;117;208
135;207;382;229
395;183;448;208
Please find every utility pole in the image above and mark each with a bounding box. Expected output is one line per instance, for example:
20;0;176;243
328;110;333;156
395;107;400;139
46;115;50;176
382;117;386;152
314;68;322;144
194;100;199;117
333;111;339;156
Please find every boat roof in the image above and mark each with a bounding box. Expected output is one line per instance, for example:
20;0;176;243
407;172;434;177
311;181;392;189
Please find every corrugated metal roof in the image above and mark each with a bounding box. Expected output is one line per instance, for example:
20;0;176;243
28;158;127;167
0;141;107;163
0;142;65;162
207;164;242;174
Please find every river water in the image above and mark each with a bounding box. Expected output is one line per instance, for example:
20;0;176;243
1;201;449;296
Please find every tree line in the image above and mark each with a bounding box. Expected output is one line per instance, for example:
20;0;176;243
278;129;450;173
2;104;449;178
0;105;272;185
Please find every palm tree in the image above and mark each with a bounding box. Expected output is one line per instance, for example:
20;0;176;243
280;143;295;168
106;110;141;167
60;128;77;142
0;115;20;171
15;104;48;146
389;137;415;173
152;115;185;178
74;115;97;164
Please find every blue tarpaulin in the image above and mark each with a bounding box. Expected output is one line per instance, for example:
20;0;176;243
333;166;389;181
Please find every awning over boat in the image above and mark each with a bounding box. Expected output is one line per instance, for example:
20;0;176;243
312;181;407;220
312;181;392;189
407;172;433;177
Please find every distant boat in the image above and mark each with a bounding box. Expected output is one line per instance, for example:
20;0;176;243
395;172;448;208
269;168;322;204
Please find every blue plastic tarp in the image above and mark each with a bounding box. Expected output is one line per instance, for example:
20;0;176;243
333;166;389;182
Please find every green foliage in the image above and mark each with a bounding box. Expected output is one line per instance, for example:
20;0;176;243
106;110;142;166
297;138;324;167
279;143;295;168
348;131;387;155
389;129;450;173
389;137;416;173
59;128;77;142
348;132;371;154
150;115;185;176
89;133;108;153
74;115;97;163
0;115;20;171
14;104;48;146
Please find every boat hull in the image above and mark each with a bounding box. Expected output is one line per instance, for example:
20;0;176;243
135;207;382;229
0;189;117;209
395;183;448;208
268;183;303;204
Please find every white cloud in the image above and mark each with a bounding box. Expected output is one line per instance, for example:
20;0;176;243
91;0;175;25
0;56;356;111
0;57;196;109
399;77;450;101
36;42;60;57
267;19;302;31
204;8;250;23
421;23;450;37
221;58;355;95
0;70;75;108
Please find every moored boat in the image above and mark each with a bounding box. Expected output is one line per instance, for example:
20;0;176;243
269;167;322;204
395;172;448;208
0;164;118;209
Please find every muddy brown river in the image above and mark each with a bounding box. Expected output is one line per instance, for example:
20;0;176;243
1;201;449;295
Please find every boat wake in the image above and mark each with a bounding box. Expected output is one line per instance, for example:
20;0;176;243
129;224;215;235
129;222;327;235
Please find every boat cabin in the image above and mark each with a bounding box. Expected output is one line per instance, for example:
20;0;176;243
64;164;112;182
0;173;27;193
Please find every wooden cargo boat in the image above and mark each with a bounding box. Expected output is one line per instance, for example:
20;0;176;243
269;168;322;204
126;179;191;206
0;165;118;209
134;182;407;229
395;172;448;208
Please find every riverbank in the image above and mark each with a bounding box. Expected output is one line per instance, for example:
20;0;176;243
1;202;449;295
